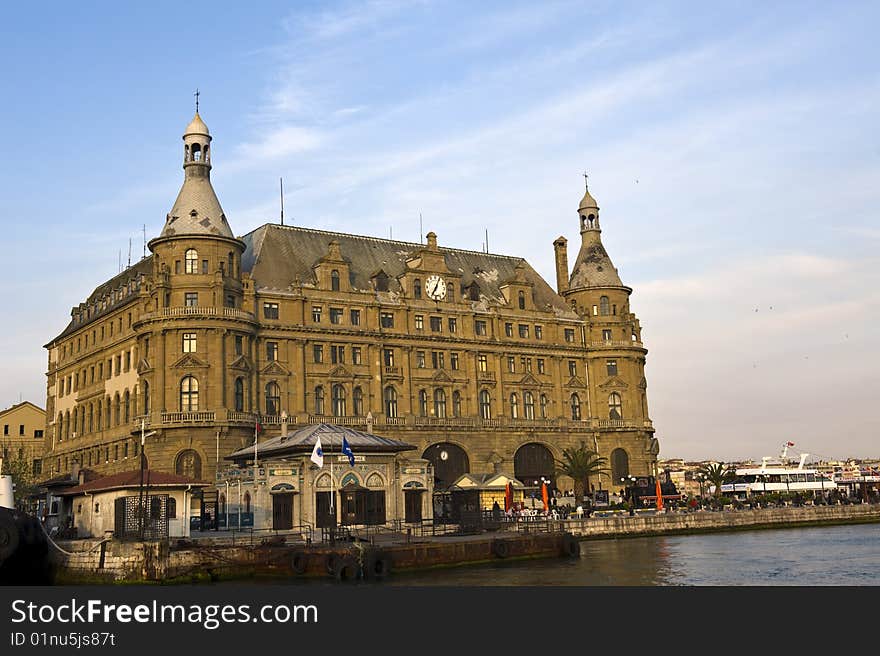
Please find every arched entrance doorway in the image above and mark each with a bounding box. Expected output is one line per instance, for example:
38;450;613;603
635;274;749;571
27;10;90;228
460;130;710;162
423;442;470;524
514;442;556;489
422;443;470;491
611;448;630;488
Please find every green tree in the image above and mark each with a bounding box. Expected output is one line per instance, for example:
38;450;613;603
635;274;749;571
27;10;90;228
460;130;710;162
1;451;38;511
697;462;736;498
555;442;609;500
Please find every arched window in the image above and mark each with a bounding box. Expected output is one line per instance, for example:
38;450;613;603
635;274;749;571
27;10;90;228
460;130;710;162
523;391;535;419
142;380;150;415
539;394;548;419
114;393;121;425
314;386;325;415
234;378;245;412
413;279;422;299
479;389;492;419
228;253;234;277
418;389;428;417
433;389;447;418
570;393;581;421
353;387;364;416
88;404;94;433
331;269;340;291
510;393;519;419
191;143;201;162
384;386;398;418
175;449;202;480
150;497;161;520
65;410;70;439
599;295;611;316
167;497;177;519
180;376;199;412
219;493;226;517
123;390;130;423
452;391;462;417
332;384;346;417
185;248;199;274
244;492;251;514
96;405;102;431
265;382;280;415
518;290;525;310
609;392;623;420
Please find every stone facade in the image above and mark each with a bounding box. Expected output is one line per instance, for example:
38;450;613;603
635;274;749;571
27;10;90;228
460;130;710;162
42;111;658;502
0;401;46;477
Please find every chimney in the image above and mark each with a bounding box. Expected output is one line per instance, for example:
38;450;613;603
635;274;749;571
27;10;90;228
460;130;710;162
553;236;569;294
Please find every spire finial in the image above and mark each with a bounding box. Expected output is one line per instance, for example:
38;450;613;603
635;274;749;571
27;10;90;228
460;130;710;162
583;171;589;191
194;88;200;113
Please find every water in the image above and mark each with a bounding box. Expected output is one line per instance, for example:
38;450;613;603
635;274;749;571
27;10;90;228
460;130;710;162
375;523;880;586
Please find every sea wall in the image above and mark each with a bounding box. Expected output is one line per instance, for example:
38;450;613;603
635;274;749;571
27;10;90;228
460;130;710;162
564;504;880;539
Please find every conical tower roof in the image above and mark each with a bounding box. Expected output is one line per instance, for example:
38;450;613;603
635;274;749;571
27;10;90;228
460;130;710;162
157;112;235;240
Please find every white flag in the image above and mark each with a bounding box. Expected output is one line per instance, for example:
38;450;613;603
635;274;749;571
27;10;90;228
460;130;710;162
310;437;324;468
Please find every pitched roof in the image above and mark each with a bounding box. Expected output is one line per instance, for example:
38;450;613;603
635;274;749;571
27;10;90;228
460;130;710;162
0;400;45;418
38;468;101;489
58;469;208;496
240;224;578;318
228;423;416;461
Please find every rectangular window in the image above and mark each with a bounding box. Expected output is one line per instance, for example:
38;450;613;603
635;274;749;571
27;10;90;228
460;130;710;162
312;306;322;322
263;302;279;319
432;351;445;369
266;341;279;362
535;325;543;340
350;309;361;326
2;425;7;435
19;424;25;435
201;260;208;274
182;333;197;353
225;294;235;309
478;353;488;372
474;319;487;336
352;347;362;365
564;328;575;343
416;350;426;368
234;335;243;355
505;322;513;337
144;337;149;359
430;316;442;332
568;360;577;377
330;308;344;324
521;357;532;372
592;305;598;316
537;358;545;374
185;292;198;307
507;356;515;373
602;329;613;341
175;261;181;274
448;317;457;333
414;315;424;331
34;429;43;438
380;312;394;328
313;344;324;363
331;345;345;364
90;366;94;384
450;352;459;370
383;349;395;367
124;351;131;371
115;355;121;375
606;359;618;376
518;324;529;338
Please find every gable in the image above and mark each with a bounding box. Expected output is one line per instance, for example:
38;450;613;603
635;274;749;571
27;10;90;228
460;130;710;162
260;361;291;377
599;376;629;391
170;354;209;370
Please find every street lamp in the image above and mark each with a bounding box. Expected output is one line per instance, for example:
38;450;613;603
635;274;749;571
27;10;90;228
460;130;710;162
137;419;157;540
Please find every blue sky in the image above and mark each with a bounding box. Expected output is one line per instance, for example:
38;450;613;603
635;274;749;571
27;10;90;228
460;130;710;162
1;1;878;462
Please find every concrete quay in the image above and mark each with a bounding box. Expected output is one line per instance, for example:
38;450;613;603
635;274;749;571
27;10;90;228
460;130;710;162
49;504;880;583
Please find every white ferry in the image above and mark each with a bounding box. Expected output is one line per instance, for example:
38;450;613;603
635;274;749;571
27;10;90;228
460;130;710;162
720;444;837;498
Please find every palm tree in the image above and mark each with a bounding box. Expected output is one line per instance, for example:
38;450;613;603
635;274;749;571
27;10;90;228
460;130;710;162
698;462;736;498
555;441;609;501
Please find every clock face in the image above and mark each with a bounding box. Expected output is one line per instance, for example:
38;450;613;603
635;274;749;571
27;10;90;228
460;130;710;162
426;275;447;300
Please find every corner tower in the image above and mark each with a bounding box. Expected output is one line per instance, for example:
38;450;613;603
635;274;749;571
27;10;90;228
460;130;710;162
558;179;657;481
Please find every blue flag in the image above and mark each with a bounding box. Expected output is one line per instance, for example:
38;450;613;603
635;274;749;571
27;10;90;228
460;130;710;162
342;437;355;467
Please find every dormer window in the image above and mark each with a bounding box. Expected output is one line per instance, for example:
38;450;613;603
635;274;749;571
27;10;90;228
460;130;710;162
518;290;526;310
414;279;422;299
331;269;340;291
185;249;198;274
373;271;390;292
